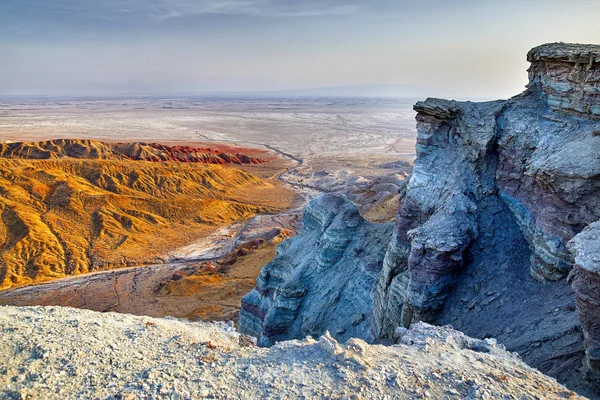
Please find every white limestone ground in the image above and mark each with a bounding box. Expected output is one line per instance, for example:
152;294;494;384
0;306;581;400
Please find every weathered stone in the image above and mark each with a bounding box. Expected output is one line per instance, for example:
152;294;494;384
528;43;600;119
241;43;600;394
569;221;600;275
568;221;600;386
374;43;600;393
239;193;392;346
374;98;502;335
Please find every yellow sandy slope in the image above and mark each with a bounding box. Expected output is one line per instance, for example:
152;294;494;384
0;158;294;289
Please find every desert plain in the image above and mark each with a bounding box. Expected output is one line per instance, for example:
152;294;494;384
0;95;416;322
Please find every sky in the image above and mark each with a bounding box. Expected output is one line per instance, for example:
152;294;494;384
0;0;599;99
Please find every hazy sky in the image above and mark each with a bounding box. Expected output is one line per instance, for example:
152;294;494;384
1;0;599;98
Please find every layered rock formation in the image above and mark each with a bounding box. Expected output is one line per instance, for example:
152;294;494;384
528;43;600;119
0;139;265;164
569;222;600;387
378;43;600;392
240;193;392;346
240;43;600;395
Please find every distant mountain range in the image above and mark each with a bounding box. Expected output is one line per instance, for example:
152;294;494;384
270;84;432;98
181;84;494;101
0;84;440;100
126;85;434;99
52;85;426;99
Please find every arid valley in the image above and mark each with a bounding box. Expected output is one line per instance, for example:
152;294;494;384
0;97;415;323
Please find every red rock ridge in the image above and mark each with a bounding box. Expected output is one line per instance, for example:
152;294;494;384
0;139;266;165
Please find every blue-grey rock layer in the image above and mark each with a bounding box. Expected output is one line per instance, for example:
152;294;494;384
240;43;600;396
239;193;392;346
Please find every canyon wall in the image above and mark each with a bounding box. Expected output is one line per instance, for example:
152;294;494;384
239;43;600;393
239;194;392;346
569;222;600;387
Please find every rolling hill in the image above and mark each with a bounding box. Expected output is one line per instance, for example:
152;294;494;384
0;139;295;289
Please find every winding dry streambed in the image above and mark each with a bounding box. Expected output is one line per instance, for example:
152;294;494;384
0;210;301;320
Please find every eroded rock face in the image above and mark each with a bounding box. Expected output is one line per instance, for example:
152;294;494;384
528;43;600;119
371;43;600;393
240;43;600;394
569;221;600;386
239;193;392;346
374;99;501;336
377;44;600;311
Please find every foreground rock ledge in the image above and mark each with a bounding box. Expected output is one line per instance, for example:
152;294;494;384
0;306;580;399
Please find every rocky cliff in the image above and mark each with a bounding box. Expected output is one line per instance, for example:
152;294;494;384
240;193;393;346
240;43;600;395
569;221;600;388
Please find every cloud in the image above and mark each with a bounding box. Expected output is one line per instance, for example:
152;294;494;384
1;0;364;22
149;0;361;19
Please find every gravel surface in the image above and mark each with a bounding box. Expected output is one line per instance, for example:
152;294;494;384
0;306;582;399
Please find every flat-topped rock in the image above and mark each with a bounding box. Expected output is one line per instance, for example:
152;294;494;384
413;98;462;119
569;221;600;275
528;42;600;63
527;42;600;119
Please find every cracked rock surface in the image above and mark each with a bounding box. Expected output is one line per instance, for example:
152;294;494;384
0;306;582;400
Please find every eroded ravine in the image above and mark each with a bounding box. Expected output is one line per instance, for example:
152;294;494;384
0;138;324;317
0;203;302;322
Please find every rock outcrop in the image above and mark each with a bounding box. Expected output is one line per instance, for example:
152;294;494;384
528;43;600;119
377;42;600;393
239;193;392;346
0;306;582;399
374;98;497;332
569;221;600;387
240;43;600;395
